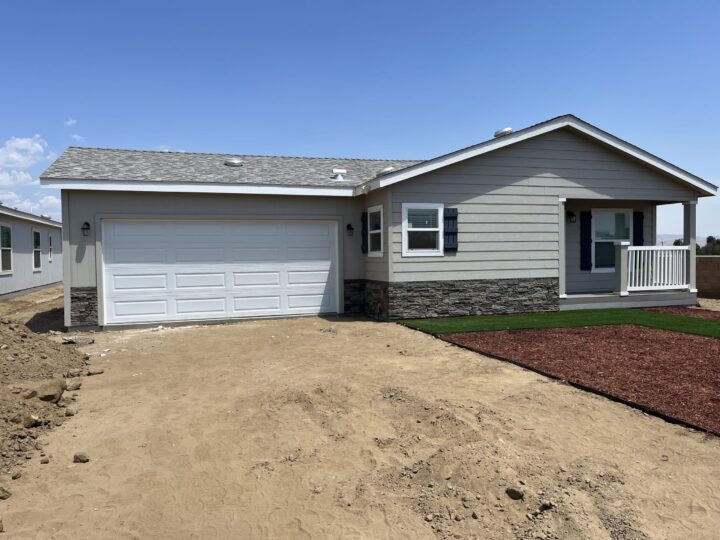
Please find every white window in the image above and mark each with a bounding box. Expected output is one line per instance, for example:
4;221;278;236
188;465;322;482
402;203;444;257
32;229;41;271
48;232;53;263
367;204;383;257
0;225;11;273
591;209;632;272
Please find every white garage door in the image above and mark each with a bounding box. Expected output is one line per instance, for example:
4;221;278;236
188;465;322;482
101;219;339;324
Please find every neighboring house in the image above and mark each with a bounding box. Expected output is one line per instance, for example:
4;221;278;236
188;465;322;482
40;115;717;327
0;205;62;297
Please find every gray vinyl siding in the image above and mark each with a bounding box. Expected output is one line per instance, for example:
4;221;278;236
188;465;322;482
0;216;62;295
63;190;364;289
389;128;696;283
565;201;655;294
363;187;390;282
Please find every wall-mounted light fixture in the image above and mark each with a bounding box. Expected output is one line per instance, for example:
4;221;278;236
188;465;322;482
566;211;577;224
81;222;91;236
346;223;354;236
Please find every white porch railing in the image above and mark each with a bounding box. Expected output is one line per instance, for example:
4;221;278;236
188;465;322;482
627;246;690;291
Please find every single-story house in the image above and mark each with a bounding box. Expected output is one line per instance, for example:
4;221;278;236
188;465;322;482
40;114;717;328
0;205;62;297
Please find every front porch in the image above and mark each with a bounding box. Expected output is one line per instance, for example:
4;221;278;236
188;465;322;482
558;198;698;311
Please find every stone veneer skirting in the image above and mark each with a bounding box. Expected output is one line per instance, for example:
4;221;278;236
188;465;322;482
346;278;559;320
343;279;366;314
70;287;98;326
73;279;557;326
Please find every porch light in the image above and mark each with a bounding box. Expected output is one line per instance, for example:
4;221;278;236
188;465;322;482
81;222;91;236
346;223;354;236
567;211;577;223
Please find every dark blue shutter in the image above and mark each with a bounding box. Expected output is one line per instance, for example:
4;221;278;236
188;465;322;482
443;208;458;252
580;211;592;271
361;212;368;254
633;211;644;246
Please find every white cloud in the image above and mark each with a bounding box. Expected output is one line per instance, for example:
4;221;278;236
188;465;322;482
65;117;77;126
0;191;61;220
0;135;49;169
70;133;85;142
0;170;36;187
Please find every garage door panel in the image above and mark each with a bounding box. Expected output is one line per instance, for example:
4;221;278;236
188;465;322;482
112;274;168;291
111;248;168;264
287;293;332;309
102;220;338;324
176;297;227;315
287;270;330;285
175;272;226;288
233;295;282;313
173;222;226;237
114;299;169;317
176;247;225;263
287;247;332;261
232;247;284;262
287;223;331;236
233;271;281;287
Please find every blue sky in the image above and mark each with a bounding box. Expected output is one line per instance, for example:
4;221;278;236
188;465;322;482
1;0;718;237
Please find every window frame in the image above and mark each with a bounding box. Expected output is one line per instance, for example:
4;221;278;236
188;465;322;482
366;204;384;258
32;228;42;272
591;208;633;273
48;232;53;263
401;202;444;257
0;223;12;275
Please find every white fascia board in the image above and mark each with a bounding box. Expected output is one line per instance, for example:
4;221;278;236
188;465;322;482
0;207;61;228
40;178;357;197
358;117;718;197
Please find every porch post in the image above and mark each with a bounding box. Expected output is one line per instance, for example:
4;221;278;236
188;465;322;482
614;241;630;296
558;198;567;298
683;200;697;293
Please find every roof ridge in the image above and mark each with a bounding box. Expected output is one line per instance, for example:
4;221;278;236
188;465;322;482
66;146;422;163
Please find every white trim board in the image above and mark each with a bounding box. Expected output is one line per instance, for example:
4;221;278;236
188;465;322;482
40;178;356;197
358;115;717;197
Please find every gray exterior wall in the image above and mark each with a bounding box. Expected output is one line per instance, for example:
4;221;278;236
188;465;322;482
564;200;655;294
0;215;62;296
62;190;364;325
388;128;698;284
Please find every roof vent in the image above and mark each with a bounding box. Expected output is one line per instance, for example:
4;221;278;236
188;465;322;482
376;166;395;177
494;127;513;138
224;158;244;167
332;168;347;181
41;214;51;219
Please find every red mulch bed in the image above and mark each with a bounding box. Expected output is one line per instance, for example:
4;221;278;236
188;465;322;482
445;325;720;435
644;306;720;320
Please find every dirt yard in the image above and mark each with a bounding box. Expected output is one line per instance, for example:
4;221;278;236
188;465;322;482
0;290;719;539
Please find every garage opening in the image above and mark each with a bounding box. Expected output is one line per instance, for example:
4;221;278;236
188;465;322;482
101;219;339;324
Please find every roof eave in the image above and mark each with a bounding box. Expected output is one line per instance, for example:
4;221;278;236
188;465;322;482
39;177;357;197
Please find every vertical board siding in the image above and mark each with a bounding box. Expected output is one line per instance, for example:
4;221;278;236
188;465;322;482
390;129;695;283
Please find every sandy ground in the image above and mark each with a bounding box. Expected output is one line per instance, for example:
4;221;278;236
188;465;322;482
0;288;718;538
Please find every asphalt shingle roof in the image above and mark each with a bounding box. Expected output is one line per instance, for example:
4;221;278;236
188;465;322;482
41;147;422;188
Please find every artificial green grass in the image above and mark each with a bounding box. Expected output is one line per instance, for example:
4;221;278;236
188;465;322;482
402;308;720;339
